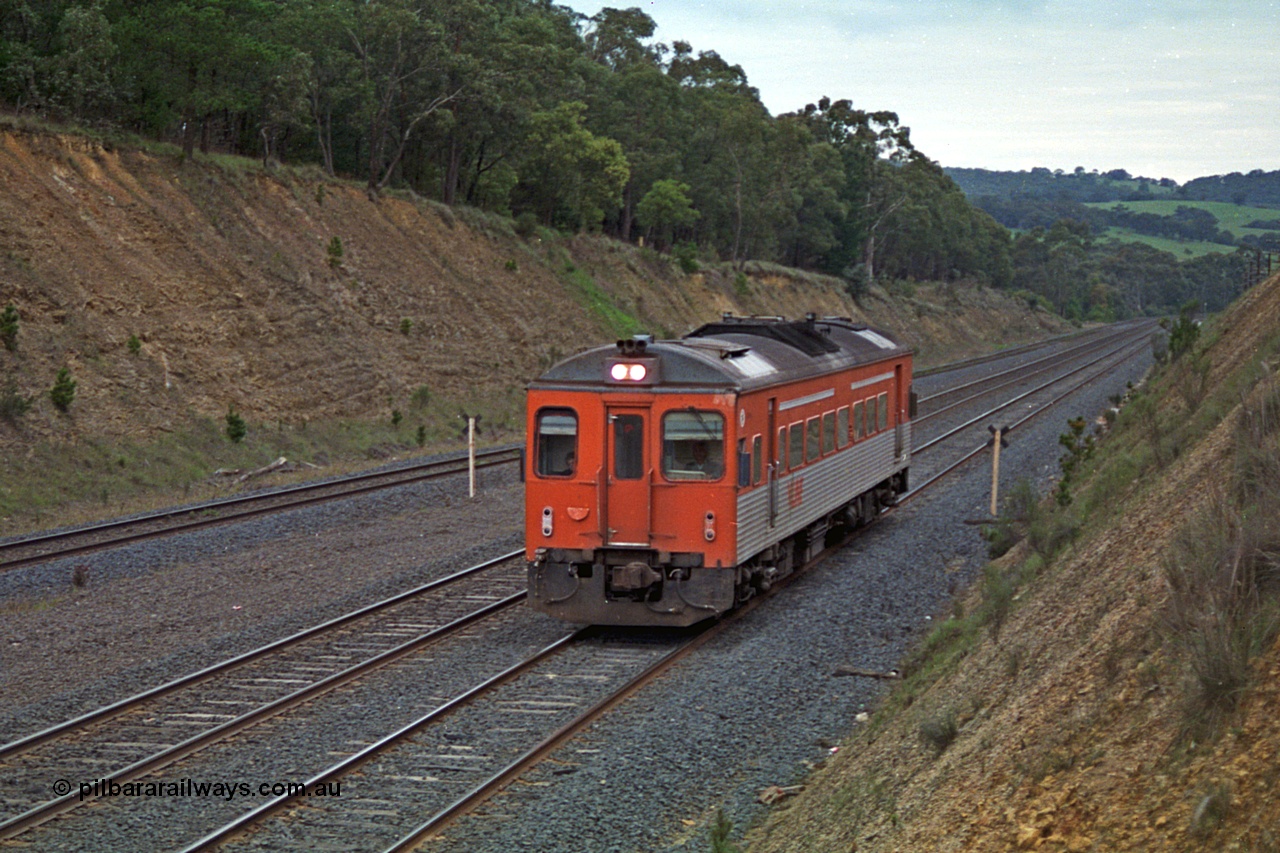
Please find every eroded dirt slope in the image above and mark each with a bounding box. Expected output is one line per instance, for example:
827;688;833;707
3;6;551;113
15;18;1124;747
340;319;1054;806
746;270;1280;852
0;128;1064;455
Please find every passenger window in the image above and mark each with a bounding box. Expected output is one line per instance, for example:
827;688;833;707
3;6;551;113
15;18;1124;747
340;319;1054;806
822;412;835;454
777;427;787;469
737;438;750;487
836;407;849;448
853;401;864;440
788;423;804;470
867;397;878;434
662;410;724;480
806;417;820;462
535;408;577;477
752;435;763;484
878;392;889;431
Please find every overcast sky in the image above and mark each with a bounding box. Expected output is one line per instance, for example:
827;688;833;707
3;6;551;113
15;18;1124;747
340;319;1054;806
562;1;1279;183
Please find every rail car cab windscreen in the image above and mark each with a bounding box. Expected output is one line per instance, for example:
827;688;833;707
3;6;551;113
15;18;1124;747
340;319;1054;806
662;410;724;480
535;408;577;477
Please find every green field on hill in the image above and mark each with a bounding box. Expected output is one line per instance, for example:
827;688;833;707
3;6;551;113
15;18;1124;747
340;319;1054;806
1082;198;1280;256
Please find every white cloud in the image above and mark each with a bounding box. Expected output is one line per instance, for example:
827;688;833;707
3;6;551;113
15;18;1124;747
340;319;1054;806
564;0;1280;181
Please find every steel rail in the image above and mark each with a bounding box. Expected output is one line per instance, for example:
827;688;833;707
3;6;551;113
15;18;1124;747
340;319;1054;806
911;322;1128;379
0;583;528;841
0;548;523;763
178;630;590;853
921;322;1152;409
913;328;1149;457
0;446;522;572
903;335;1150;501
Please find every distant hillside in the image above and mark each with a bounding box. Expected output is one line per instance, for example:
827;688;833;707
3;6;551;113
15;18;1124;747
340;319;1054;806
946;166;1280;207
945;167;1280;265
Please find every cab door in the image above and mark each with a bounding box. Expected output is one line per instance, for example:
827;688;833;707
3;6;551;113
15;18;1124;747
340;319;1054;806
605;406;650;545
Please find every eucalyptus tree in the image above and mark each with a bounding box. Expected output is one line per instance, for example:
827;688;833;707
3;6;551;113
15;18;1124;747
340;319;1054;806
513;100;628;230
634;178;698;249
114;0;281;157
340;0;459;197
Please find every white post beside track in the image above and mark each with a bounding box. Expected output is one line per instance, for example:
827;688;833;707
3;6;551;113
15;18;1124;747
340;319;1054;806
990;426;1002;517
468;416;476;498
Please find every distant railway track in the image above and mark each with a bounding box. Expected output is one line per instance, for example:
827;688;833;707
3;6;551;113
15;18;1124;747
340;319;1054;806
0;323;1155;850
0;446;524;573
915;319;1154;415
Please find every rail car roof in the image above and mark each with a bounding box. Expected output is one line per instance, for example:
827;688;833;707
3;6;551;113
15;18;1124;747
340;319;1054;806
531;316;911;393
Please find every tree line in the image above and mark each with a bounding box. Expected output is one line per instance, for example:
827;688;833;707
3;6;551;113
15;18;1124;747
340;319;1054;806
0;1;1011;282
0;0;1252;317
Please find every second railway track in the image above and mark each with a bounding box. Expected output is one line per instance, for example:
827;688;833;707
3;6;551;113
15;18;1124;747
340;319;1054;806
0;446;523;573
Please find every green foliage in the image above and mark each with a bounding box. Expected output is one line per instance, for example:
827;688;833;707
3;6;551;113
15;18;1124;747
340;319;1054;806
919;708;959;754
708;809;743;853
0;0;1145;293
517;101;629;231
513;212;539;239
49;367;76;412
1055;416;1095;506
224;406;247;443
409;385;431;411
983;478;1039;558
672;241;699;273
0;304;18;351
399;318;412;336
560;260;642;337
415;424;426;447
0;381;32;423
126;334;141;354
1168;300;1202;360
390;408;402;426
635;179;699;249
326;236;344;268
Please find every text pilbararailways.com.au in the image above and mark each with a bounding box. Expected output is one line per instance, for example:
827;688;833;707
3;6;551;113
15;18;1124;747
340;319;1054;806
52;777;343;802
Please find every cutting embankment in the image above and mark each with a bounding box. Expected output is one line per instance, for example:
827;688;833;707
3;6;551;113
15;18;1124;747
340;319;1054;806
746;269;1280;851
0;127;1063;527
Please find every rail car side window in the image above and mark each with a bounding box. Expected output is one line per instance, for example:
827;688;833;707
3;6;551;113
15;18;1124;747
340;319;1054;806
662;410;724;480
788;423;804;471
853;401;865;440
878;392;889;431
867;396;878;435
777;427;787;469
535;408;578;477
737;439;751;487
806;417;820;462
752;435;763;484
822;412;836;454
837;407;849;448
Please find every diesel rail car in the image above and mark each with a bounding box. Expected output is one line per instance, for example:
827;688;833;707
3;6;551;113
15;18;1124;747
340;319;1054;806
525;314;913;626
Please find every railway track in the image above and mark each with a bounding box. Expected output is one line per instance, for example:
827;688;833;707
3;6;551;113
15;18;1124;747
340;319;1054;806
914;319;1154;419
0;550;525;841
0;324;1155;851
0;447;523;573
